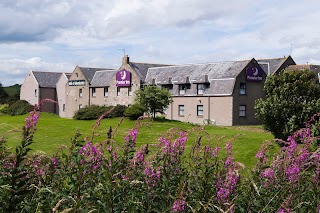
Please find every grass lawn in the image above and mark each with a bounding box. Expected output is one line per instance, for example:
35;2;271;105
0;113;275;169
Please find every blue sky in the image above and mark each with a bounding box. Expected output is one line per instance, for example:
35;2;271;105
1;0;319;86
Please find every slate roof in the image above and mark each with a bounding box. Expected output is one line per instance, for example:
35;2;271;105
129;62;172;82
79;67;113;83
145;60;250;96
287;65;320;74
65;73;72;79
90;70;117;87
32;71;63;88
257;57;289;75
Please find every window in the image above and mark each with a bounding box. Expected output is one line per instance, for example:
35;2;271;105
117;87;120;96
240;83;246;95
178;105;185;116
79;104;82;109
63;104;66;112
162;85;173;90
239;105;246;117
35;89;37;97
92;88;96;97
128;87;132;96
197;105;204;116
79;89;82;97
179;85;186;95
197;84;205;95
104;87;108;97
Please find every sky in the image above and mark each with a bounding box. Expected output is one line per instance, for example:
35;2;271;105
1;0;320;86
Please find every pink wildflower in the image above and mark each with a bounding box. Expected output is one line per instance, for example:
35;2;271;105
172;199;185;212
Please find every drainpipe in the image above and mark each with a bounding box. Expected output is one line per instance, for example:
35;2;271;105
88;84;90;107
208;96;210;120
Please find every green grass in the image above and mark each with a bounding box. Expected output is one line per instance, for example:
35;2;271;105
0;113;274;169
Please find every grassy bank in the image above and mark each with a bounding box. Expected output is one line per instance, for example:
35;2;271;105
0;113;274;168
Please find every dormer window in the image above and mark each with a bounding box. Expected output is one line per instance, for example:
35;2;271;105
179;84;186;95
197;84;205;95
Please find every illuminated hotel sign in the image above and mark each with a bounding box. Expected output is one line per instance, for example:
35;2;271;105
68;80;86;86
116;69;131;86
246;67;263;82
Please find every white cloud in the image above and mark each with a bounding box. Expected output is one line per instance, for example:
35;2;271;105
1;0;320;86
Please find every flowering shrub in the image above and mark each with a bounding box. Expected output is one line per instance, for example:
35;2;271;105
0;110;319;212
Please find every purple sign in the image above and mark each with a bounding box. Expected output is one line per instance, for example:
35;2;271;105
116;69;131;86
246;67;263;82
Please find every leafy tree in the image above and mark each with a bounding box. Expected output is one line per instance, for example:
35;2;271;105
135;85;172;118
0;82;9;104
255;69;320;140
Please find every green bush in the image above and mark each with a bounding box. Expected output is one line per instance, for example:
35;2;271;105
73;105;111;120
7;100;33;116
124;103;145;120
108;104;127;118
0;104;9;115
73;104;127;120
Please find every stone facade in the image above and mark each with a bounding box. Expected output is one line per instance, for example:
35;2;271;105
20;55;296;125
20;70;39;106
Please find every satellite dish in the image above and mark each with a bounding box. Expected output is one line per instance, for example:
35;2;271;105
253;67;259;76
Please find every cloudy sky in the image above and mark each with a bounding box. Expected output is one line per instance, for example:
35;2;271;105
1;0;319;86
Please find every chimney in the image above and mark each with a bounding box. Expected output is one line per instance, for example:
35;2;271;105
122;55;129;65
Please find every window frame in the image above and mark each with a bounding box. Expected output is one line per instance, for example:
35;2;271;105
178;105;185;116
92;88;96;97
239;105;246;117
104;87;108;97
197;83;205;95
197;105;204;116
128;87;132;96
79;89;83;97
179;84;186;95
240;83;246;95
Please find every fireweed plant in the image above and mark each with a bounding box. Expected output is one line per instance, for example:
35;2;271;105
0;109;319;212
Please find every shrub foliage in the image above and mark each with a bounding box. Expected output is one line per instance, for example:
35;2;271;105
255;69;320;140
73;104;127;120
7;100;33;116
124;103;146;120
0;110;319;212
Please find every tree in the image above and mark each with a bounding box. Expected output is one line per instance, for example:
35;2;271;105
255;69;320;140
135;85;173;118
0;82;9;104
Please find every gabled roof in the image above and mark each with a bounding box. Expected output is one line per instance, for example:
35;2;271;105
79;67;113;83
287;64;320;74
65;73;72;79
32;71;63;88
129;62;172;81
90;70;117;87
145;60;251;96
257;56;293;75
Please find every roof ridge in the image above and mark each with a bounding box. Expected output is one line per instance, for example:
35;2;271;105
257;57;287;61
130;61;172;66
79;66;114;70
32;71;64;74
148;60;252;70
